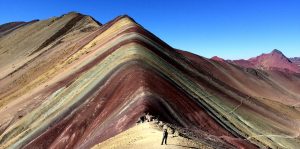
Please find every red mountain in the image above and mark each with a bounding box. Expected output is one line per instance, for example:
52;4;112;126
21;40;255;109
211;56;225;62
232;49;300;73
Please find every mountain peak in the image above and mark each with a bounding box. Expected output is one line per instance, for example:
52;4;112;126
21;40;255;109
271;49;285;56
211;56;224;62
114;14;139;26
245;49;299;73
271;49;282;53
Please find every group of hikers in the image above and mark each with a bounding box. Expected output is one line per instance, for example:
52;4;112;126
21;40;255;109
136;113;169;145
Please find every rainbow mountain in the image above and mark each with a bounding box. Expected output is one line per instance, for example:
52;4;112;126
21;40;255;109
0;12;299;149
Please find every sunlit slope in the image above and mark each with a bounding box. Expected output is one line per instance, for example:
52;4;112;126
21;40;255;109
179;50;300;148
0;12;101;138
0;13;299;149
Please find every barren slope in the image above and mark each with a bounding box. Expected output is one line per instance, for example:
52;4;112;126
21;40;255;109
0;13;299;149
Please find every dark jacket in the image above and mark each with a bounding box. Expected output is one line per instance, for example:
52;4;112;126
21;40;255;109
163;129;168;137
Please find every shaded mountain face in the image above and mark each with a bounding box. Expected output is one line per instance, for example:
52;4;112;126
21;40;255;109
0;12;299;149
231;49;300;73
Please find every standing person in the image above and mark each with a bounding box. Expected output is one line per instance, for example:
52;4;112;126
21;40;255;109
161;129;168;145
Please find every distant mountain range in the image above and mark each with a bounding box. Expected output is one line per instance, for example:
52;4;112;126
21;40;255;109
290;57;300;66
213;49;300;73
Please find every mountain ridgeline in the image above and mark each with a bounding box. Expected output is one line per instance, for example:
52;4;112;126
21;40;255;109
0;12;299;149
224;49;300;73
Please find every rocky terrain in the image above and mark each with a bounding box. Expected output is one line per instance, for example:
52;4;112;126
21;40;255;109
0;12;299;149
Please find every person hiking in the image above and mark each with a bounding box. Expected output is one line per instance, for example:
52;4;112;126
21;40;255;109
161;129;168;145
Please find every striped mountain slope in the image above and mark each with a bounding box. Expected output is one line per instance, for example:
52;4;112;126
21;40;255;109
0;12;299;149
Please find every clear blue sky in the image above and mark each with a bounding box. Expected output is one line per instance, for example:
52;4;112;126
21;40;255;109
1;0;299;59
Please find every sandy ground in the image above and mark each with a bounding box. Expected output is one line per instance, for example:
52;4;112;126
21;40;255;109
92;122;211;149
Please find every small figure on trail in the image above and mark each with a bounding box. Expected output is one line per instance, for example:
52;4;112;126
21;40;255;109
161;129;168;145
